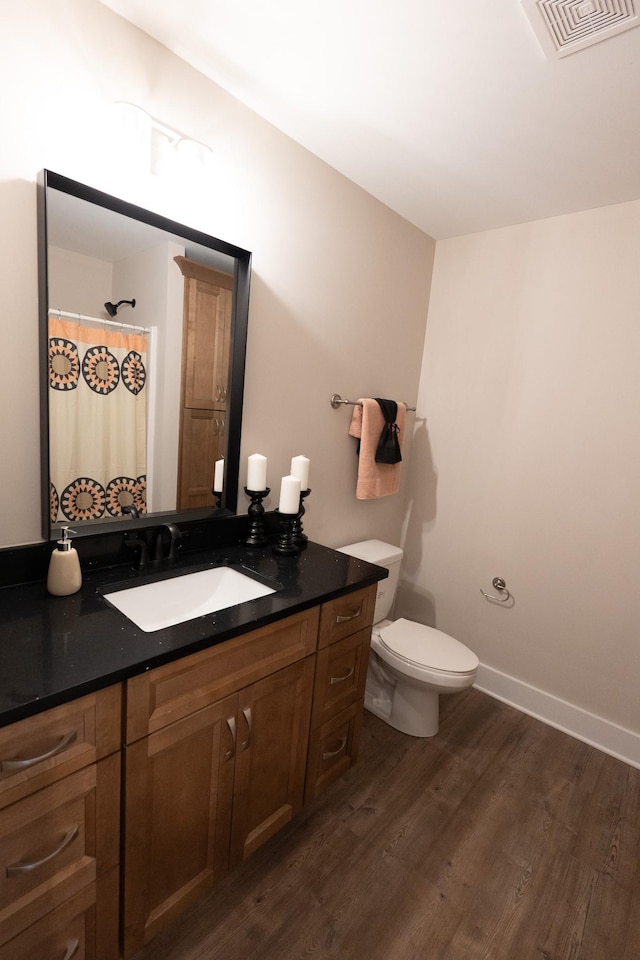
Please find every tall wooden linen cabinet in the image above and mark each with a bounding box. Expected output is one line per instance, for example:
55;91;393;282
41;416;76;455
175;256;233;509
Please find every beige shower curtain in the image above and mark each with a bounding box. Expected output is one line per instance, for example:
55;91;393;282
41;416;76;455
48;315;148;523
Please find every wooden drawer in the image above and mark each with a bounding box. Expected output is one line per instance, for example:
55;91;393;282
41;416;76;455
0;754;120;948
317;586;376;649
0;686;122;811
0;865;120;960
0;880;95;960
125;607;319;742
304;701;363;805
310;628;369;730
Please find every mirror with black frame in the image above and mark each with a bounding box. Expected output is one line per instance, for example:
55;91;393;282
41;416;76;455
38;170;251;541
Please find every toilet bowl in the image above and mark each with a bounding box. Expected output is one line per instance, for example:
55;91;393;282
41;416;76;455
338;541;479;737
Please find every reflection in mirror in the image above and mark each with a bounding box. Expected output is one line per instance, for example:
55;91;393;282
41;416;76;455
38;171;251;540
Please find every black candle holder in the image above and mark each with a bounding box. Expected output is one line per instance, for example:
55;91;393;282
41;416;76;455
291;488;311;547
244;487;270;546
212;491;222;509
272;511;299;556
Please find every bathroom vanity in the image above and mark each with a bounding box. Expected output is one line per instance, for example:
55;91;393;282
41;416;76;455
0;539;384;959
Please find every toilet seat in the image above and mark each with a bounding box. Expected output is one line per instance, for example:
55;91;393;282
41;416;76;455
378;618;478;677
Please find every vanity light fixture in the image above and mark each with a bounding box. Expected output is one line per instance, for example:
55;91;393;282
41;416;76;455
112;101;213;176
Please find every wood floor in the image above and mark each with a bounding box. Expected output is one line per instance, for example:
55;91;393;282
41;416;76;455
132;688;640;960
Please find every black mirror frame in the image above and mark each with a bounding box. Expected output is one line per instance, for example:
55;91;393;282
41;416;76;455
37;169;251;541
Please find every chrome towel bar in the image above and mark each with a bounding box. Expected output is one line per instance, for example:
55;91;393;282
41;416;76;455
330;393;416;412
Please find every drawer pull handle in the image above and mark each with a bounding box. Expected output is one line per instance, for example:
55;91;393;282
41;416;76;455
330;666;355;685
1;728;78;773
6;823;79;877
335;605;362;624
225;716;236;760
241;708;252;750
322;737;347;760
62;939;80;960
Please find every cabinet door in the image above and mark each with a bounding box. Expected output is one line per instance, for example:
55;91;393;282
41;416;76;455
229;658;315;866
123;695;236;957
177;407;227;508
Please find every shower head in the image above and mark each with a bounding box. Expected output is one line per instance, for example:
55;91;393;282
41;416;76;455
104;298;136;317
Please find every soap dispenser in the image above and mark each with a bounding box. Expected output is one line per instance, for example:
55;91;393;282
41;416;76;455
47;527;82;596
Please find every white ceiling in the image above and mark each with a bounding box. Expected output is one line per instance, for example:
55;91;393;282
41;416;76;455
98;0;640;239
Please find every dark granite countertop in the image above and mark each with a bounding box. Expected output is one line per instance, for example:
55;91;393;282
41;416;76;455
0;540;386;728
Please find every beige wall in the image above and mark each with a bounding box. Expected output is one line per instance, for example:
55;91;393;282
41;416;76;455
5;0;634;754
0;0;433;548
401;202;640;738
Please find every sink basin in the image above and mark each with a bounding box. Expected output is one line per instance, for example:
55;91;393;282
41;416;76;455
103;566;277;632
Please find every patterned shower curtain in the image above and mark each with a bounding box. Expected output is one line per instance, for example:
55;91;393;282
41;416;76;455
48;315;148;524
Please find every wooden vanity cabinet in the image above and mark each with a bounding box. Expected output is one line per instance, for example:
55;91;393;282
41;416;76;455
0;580;378;957
122;608;318;957
0;686;121;960
305;585;375;803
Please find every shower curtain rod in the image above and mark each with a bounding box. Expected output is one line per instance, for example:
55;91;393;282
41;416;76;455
50;308;151;334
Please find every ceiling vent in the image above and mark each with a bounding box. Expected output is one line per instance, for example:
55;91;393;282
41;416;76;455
522;0;639;58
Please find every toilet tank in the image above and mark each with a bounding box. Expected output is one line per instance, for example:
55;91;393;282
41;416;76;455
338;540;403;624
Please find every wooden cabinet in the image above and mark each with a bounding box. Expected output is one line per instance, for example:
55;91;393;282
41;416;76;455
175;256;233;509
305;586;375;803
0;687;121;960
229;657;314;866
122;609;318;957
0;582;378;957
123;695;236;954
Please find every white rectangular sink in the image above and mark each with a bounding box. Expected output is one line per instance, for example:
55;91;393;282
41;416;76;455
103;566;277;632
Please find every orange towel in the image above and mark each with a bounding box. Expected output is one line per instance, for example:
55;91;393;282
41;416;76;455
349;399;406;499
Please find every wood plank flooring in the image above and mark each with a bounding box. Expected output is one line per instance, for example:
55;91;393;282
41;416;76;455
132;688;640;960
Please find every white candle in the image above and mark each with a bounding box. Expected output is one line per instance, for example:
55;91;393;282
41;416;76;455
213;458;224;492
278;475;301;514
290;455;310;490
247;453;267;491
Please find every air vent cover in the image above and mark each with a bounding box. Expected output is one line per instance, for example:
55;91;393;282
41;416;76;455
522;0;639;58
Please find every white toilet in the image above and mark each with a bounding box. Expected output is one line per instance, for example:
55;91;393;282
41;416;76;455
338;540;479;737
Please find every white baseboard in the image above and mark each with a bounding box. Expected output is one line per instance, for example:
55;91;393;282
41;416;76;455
474;663;640;770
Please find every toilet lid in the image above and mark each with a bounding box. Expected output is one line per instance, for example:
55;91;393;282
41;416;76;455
379;618;479;673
